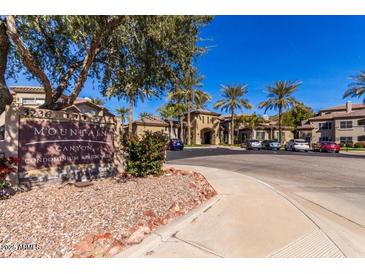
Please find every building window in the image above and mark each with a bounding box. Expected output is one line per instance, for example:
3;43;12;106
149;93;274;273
202;116;205;124
256;131;265;140
22;98;36;105
35;98;45;104
340;120;353;129
319;122;332;130
319;137;331;142
358;135;365;141
358;119;365;126
340;136;353;144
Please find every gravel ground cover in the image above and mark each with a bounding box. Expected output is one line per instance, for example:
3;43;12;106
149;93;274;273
0;167;216;258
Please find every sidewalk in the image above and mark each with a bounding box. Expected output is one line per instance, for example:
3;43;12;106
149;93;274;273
116;165;344;258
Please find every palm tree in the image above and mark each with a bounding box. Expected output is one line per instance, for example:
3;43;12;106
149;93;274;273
159;104;177;139
139;112;154;119
214;84;252;145
193;90;212;110
259;81;301;144
89;97;104;106
168;69;210;145
115;107;129;125
243;113;265;139
344;71;365;103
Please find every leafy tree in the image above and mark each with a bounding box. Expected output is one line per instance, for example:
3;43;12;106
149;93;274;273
0;16;212;116
100;16;212;134
1;16;125;111
159;104;177;139
214;84;252;145
280;102;315;127
89;97;104;106
115;107;129;124
343;71;365;103
168;68;210;145
259;81;301;143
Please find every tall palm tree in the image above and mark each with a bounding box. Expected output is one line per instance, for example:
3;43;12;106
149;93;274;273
259;81;301;144
243;113;265;139
168;69;210;145
193;90;212;110
159;104;177;139
343;71;365;103
139;112;154;119
115;107;129;125
214;84;252;145
88;97;104;106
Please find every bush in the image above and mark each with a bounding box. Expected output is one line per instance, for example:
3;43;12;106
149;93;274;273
346;143;354;148
340;143;346;148
0;156;19;199
354;142;364;148
122;131;169;177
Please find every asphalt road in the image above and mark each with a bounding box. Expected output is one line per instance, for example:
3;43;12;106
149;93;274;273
167;148;365;256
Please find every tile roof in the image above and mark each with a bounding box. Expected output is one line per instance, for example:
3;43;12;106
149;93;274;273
190;109;221;116
296;124;315;130
133;116;169;126
320;103;365;112
10;86;46;94
309;110;365;121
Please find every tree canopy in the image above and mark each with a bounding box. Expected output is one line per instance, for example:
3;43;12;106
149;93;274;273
0;15;212;113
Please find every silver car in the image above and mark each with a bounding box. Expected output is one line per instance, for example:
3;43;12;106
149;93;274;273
285;139;310;152
262;140;281;150
244;139;262;150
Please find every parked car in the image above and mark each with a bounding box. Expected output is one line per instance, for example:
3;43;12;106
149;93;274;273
262;140;281;151
285;139;310;152
244;139;262;150
168;138;184;151
312;141;340;153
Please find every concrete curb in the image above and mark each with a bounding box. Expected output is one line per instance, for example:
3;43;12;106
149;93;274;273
115;195;221;257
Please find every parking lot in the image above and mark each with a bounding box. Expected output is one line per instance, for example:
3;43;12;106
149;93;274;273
167;147;365;256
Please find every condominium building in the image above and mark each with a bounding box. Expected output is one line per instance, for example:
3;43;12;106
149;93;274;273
297;101;365;144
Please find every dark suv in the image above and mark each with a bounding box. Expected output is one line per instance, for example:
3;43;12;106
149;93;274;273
168;139;184;151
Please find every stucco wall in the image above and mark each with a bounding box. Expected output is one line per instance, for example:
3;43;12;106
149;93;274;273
190;113;220;145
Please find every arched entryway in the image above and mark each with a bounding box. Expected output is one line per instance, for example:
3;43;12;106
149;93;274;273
201;128;214;144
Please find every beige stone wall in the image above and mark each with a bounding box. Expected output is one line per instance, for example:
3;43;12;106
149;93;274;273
134;124;169;137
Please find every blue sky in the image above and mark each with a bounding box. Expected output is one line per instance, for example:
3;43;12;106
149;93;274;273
8;16;365;118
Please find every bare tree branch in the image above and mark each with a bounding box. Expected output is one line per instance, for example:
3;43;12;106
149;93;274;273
0;20;12;114
6;15;53;104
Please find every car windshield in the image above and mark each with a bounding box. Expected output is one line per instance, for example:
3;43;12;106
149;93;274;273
249;140;260;142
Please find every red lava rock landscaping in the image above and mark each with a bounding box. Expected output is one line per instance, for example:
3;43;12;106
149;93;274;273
0;167;216;258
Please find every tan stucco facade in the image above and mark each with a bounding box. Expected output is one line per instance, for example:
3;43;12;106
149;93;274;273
189;111;220;145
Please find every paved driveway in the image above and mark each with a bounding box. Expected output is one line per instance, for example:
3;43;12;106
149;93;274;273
167;148;365;256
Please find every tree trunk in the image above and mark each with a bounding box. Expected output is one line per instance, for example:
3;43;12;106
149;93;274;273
230;111;234;145
179;115;184;142
278;106;282;144
0;20;12;114
169;120;172;139
187;100;191;145
128;96;133;135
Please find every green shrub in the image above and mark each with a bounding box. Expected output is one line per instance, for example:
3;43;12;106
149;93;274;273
122;131;169;177
346;143;354;148
354;142;364;148
340;143;346;148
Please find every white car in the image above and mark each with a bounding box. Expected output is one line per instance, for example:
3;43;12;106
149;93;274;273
285;139;310;152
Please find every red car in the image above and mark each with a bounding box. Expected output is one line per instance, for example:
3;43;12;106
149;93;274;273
314;141;340;153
